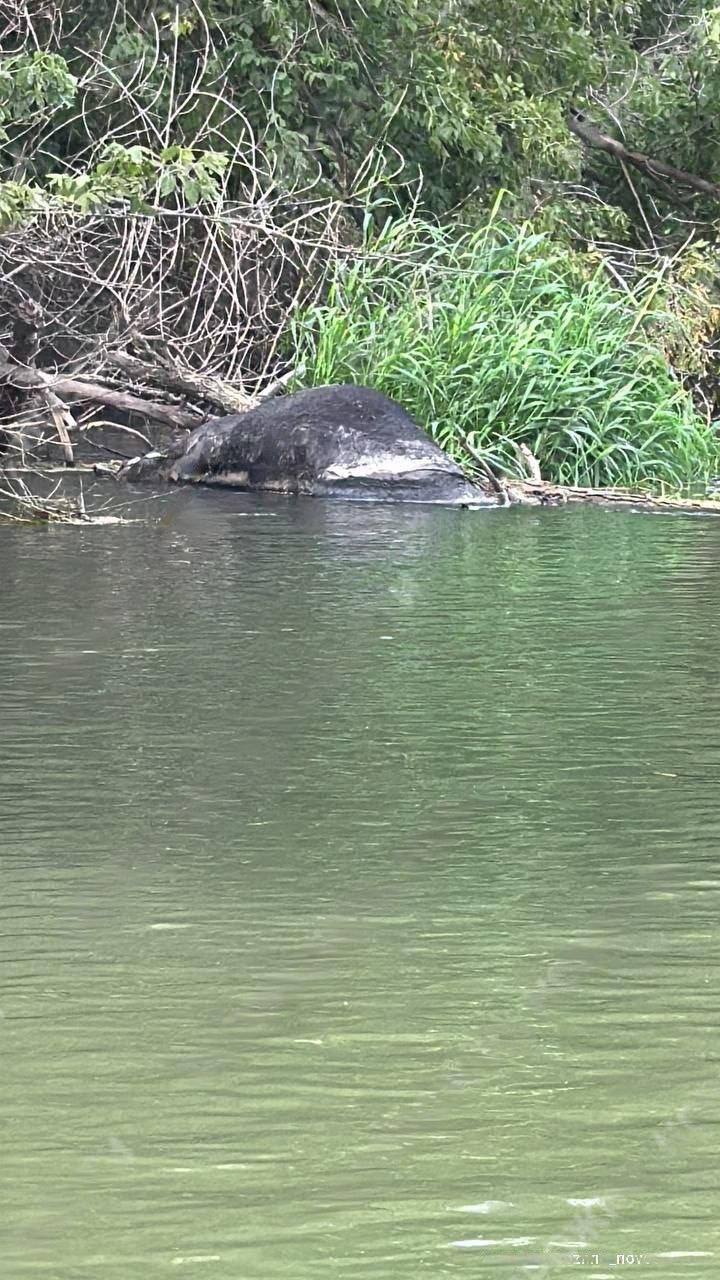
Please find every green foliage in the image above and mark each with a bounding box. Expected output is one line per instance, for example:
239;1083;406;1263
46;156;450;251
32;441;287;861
4;0;720;242
112;0;596;210
292;212;720;490
2;0;720;492
0;143;228;225
47;145;228;212
0;51;77;127
0;179;44;228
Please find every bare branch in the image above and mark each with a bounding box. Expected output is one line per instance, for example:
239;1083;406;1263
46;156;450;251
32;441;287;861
568;108;720;202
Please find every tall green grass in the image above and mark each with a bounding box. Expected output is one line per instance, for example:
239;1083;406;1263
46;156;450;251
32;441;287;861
292;217;720;490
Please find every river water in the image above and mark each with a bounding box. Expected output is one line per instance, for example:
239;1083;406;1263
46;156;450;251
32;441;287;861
2;492;719;1278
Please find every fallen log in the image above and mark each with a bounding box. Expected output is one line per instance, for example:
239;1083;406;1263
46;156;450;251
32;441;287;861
104;349;253;414
52;377;201;430
104;348;303;415
506;476;720;514
468;437;720;513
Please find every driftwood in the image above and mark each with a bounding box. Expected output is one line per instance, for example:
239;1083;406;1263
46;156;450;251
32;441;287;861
568;109;720;202
466;437;720;513
0;473;136;525
51;363;302;430
1;303;305;455
104;349;254;414
52;377;201;430
103;349;303;416
2;342;306;470
507;477;720;514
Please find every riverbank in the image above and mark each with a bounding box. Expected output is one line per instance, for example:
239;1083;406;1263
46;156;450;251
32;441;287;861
4;2;720;516
2;213;720;520
292;213;720;494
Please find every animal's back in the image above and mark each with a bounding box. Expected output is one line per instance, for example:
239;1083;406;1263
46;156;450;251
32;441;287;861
123;383;495;505
225;384;432;447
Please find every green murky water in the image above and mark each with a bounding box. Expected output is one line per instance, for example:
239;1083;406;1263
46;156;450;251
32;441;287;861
2;494;720;1278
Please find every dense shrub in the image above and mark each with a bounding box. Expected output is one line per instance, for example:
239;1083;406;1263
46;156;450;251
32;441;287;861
293;214;720;489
